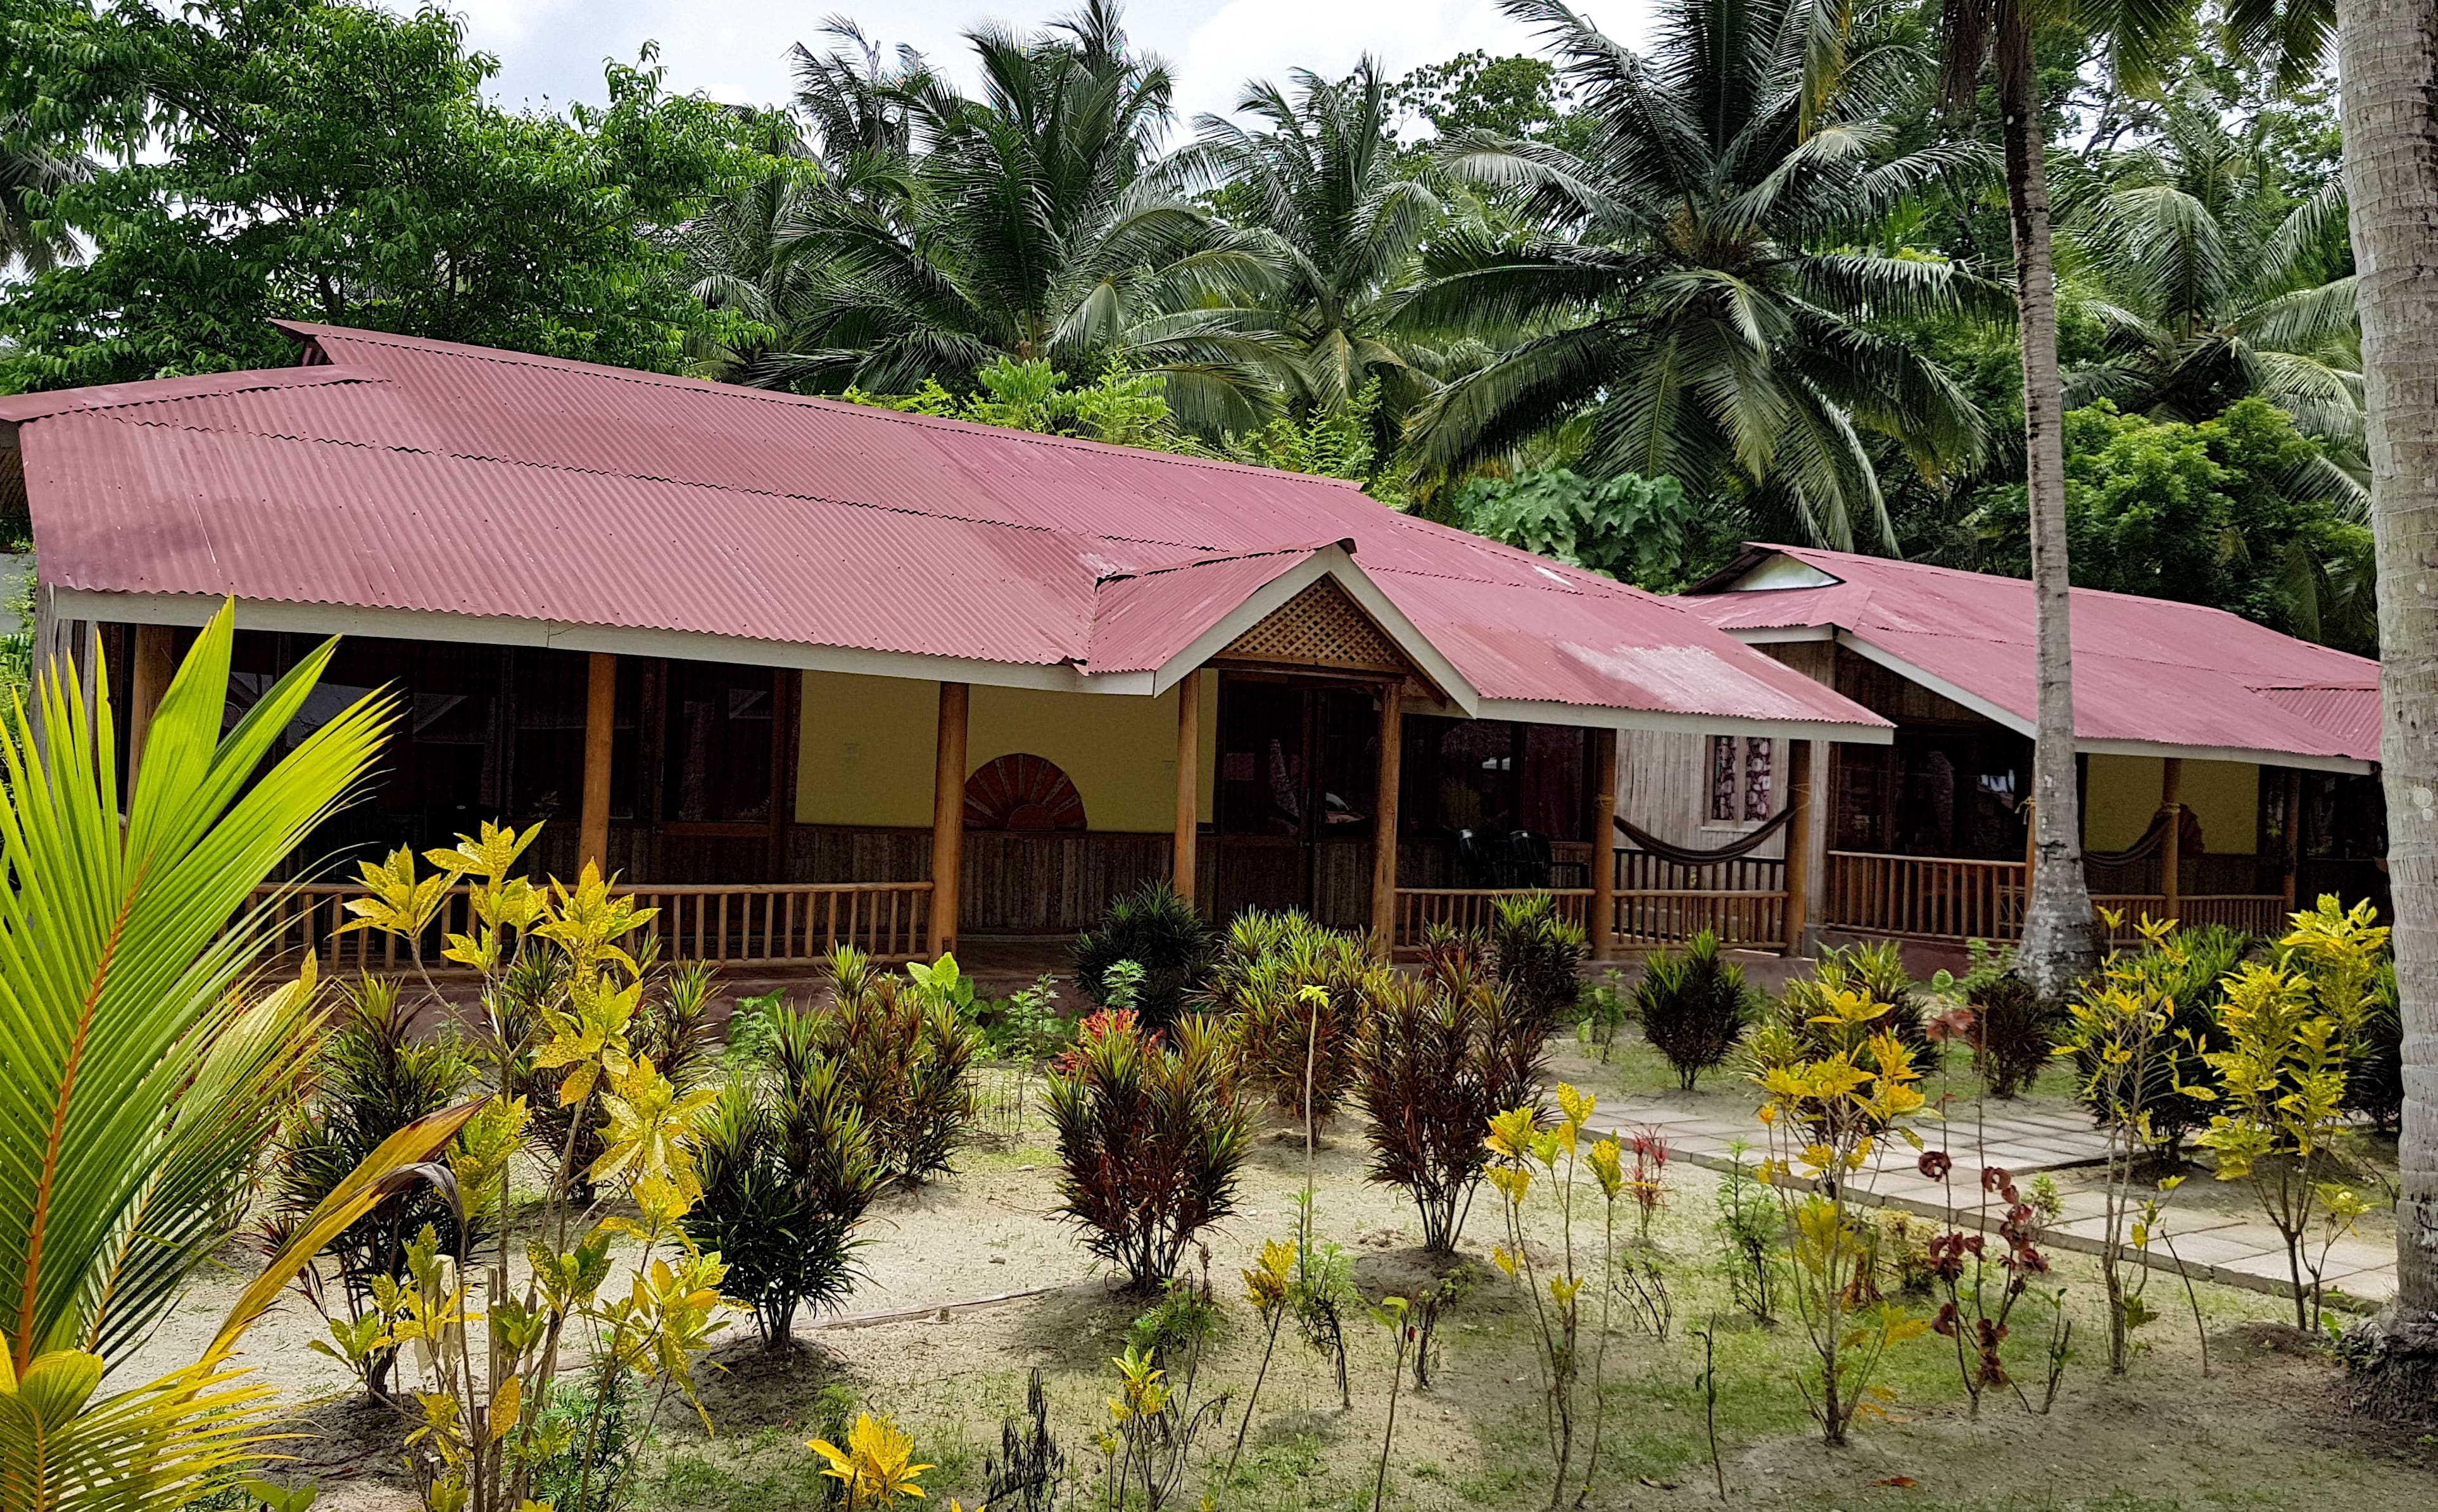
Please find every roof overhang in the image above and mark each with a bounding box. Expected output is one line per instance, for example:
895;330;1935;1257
1090;541;1480;714
1716;626;2373;772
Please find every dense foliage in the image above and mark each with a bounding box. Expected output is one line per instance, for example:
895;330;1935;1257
1;0;2377;645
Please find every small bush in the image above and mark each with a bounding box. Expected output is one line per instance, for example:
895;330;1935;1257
264;973;476;1399
1635;930;1753;1089
1354;931;1545;1252
2068;922;2248;1154
2349;955;2403;1133
1043;1010;1251;1292
1576;969;1631;1062
683;1003;885;1347
1489;892;1587;1042
1207;909;1375;1118
973;973;1071;1062
1967;967;2054;1099
821;945;980;1188
1073;881;1215;1031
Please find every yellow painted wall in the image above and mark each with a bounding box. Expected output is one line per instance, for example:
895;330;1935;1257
2083;755;2259;855
795;669;1216;830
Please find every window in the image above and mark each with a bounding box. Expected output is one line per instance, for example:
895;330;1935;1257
660;661;777;824
1398;715;1589;841
1708;735;1774;822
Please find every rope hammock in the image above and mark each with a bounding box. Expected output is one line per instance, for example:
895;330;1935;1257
1613;806;1797;866
2082;806;2204;869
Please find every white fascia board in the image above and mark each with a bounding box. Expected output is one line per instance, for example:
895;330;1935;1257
1833;631;2037;737
1147;544;1482;715
1720;624;1835;645
49;588;1151;696
2076;738;2374;776
1471;696;1893;745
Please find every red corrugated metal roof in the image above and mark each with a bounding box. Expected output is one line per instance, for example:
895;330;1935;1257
1681;543;2380;764
4;324;1888;734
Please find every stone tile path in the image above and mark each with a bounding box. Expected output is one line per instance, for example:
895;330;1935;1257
1579;1092;2399;1308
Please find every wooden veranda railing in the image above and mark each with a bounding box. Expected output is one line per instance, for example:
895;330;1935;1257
1612;850;1788;950
249;879;937;972
1826;852;2288;945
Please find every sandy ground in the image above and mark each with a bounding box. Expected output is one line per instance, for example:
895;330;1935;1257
140;1059;2438;1512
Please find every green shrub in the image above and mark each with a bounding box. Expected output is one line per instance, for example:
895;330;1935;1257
1575;969;1632;1062
683;1002;885;1348
2068;923;2249;1155
821;945;980;1188
1043;1009;1250;1292
973;973;1071;1062
1488;891;1586;1042
2350;956;2403;1133
1354;929;1546;1252
1206;909;1375;1118
265;973;475;1400
1634;930;1752;1090
1936;941;2056;1099
1073;881;1215;1030
1783;940;1935;1063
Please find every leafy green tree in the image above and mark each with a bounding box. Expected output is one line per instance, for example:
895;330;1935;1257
2061;89;2362;507
1451;468;1708;589
1405;0;1990;551
1973;398;2376;652
0;0;756;392
1387;50;1586;149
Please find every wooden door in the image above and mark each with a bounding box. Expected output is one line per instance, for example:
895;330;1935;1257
1206;676;1382;926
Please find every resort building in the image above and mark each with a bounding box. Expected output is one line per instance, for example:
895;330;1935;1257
1624;544;2385;955
0;324;1885;970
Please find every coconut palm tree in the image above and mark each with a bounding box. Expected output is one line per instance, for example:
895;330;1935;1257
1399;0;1993;552
2062;92;2363;507
1;117;84;274
0;603;477;1503
728;1;1277;432
2220;0;2438;1360
1163;58;1452;422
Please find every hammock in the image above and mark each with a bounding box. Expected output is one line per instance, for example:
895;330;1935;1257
1614;805;1797;866
2083;806;2204;869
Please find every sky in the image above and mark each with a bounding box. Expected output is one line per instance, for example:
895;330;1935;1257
424;0;1653;127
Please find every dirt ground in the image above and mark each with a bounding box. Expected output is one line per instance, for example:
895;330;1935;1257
155;1059;2437;1512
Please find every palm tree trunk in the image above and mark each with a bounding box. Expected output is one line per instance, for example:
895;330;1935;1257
1994;1;2097;999
2340;0;2438;1366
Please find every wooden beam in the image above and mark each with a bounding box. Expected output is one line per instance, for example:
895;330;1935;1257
579;652;617;874
929;681;970;959
1369;687;1404;953
127;622;176;794
1783;738;1814;957
2282;767;2302;911
2159;756;2183;920
1172;669;1201;901
1589;726;1617;960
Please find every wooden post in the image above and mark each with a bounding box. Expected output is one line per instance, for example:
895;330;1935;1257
1589;726;1618;961
127;623;176;793
2282;767;2302;911
1368;686;1404;954
1173;669;1201;901
579;652;617;874
2159;756;2183;920
1782;738;1814;957
929;681;970;959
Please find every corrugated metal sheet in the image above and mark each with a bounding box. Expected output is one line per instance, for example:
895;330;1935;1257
1682;544;2381;762
8;324;1890;732
1083;548;1325;675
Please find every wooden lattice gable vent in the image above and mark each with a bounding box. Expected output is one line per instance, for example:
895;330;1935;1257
1217;576;1418;678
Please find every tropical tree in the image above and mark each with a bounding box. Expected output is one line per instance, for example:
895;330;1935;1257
1;117;84;274
730;1;1277;431
1403;0;1992;552
0;603;478;1503
2220;0;2438;1375
2062;91;2363;507
1165;58;1453;424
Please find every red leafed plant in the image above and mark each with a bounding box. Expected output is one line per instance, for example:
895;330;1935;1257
1923;1161;2066;1416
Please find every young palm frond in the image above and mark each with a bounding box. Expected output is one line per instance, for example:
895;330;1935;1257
0;603;480;1507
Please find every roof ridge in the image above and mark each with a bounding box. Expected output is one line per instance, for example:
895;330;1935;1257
1094;539;1351;586
282;321;1382;491
0;363;377;424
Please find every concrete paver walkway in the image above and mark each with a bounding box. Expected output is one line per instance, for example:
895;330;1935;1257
1579;1092;2398;1308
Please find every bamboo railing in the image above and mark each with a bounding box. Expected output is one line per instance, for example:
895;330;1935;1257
1612;852;1788;950
1828;852;2289;945
247;879;936;971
